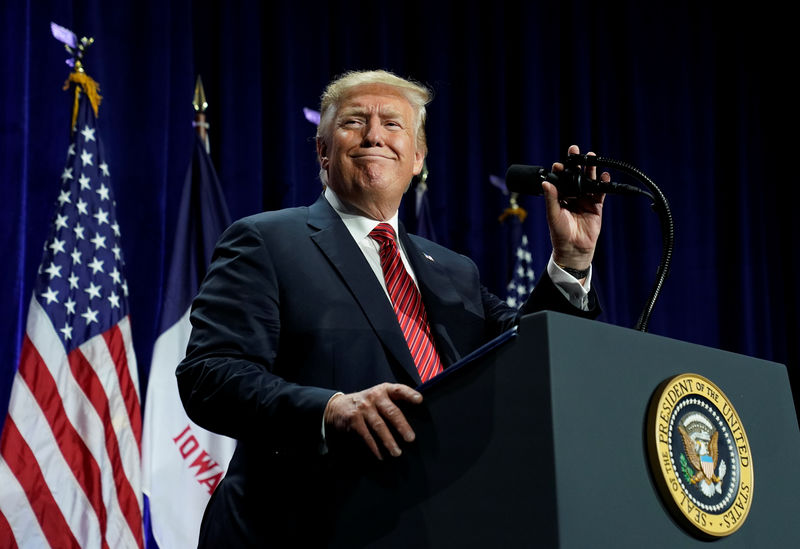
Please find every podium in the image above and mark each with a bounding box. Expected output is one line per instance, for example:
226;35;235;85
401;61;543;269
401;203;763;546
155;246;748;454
327;312;800;548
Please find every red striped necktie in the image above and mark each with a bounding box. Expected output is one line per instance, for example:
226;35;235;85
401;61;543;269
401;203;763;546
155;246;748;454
369;223;443;382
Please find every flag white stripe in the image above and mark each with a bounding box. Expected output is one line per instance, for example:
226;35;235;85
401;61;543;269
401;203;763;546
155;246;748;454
9;370;101;548
118;317;140;395
0;456;49;548
103;501;138;549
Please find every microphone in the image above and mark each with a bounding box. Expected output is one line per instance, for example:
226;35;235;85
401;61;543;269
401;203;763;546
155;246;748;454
505;164;646;198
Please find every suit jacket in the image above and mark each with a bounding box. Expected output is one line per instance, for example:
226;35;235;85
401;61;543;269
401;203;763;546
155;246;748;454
176;194;599;547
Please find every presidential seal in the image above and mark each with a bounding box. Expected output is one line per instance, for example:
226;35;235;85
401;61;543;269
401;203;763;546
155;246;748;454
646;373;753;537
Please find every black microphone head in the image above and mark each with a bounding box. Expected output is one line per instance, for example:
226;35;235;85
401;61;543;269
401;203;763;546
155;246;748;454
505;165;547;196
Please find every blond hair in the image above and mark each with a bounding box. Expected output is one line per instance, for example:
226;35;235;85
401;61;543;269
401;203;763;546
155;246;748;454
316;70;432;183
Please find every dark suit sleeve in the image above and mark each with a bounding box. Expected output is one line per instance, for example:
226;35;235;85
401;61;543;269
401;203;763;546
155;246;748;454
176;218;336;452
519;270;600;319
479;269;600;339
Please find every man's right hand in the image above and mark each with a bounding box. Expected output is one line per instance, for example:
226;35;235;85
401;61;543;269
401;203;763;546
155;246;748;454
324;382;422;460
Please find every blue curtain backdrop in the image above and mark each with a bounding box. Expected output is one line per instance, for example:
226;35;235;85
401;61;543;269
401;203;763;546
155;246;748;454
1;0;796;428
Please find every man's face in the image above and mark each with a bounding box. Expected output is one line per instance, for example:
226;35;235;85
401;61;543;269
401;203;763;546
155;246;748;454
318;84;425;220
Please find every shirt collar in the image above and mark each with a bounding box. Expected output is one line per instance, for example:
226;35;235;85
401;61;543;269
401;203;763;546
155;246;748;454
324;187;400;243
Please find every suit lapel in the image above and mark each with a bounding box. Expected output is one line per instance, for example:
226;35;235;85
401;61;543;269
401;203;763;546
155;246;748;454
307;196;421;384
398;227;463;367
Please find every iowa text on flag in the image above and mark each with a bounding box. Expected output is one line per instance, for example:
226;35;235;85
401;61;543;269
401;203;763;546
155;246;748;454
0;82;144;548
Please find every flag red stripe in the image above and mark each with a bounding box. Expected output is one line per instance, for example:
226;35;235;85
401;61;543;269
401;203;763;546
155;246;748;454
69;348;144;548
103;326;142;448
0;506;19;549
17;337;109;545
0;417;80;549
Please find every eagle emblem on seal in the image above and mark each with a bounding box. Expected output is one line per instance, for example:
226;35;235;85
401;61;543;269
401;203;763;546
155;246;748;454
677;412;727;497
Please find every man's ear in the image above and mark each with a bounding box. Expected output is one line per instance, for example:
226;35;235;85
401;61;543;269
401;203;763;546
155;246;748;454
316;137;329;170
413;147;425;175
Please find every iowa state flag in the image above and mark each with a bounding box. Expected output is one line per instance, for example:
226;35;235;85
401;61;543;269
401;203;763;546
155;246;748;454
141;135;235;548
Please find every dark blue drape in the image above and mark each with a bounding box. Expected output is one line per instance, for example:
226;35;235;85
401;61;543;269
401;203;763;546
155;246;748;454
2;1;797;428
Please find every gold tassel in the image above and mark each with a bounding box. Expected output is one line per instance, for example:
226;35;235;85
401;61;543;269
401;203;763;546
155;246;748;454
498;206;527;223
62;71;102;131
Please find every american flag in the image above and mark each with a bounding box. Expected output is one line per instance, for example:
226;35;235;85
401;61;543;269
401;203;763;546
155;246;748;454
0;81;143;547
505;234;536;309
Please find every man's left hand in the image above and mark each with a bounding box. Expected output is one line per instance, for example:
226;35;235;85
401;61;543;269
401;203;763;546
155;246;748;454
543;144;606;274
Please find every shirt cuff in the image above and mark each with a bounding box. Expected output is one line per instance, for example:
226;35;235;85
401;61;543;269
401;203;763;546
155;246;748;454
547;254;591;311
320;392;344;455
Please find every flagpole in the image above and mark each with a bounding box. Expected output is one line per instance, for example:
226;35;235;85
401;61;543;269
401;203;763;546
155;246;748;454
414;160;439;241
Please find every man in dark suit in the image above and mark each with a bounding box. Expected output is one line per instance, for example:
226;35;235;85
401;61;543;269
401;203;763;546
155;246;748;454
176;70;606;546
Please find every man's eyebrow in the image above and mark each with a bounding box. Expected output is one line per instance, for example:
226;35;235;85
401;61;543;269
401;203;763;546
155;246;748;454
380;109;404;119
338;106;368;118
337;105;405;119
